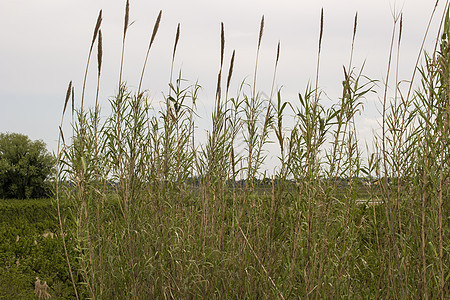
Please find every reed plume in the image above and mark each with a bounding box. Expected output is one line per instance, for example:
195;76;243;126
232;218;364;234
63;81;72;116
119;0;129;85
258;15;264;50
216;22;225;103
97;30;103;76
81;9;102;110
138;10;162;93
169;23;181;96
91;10;103;53
226;50;235;96
252;15;264;101
172;23;181;62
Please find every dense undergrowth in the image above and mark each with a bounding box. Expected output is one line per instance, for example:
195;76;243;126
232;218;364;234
0;199;76;299
55;2;449;299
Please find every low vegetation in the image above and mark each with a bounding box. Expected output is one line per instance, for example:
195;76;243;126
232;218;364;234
53;2;448;299
0;199;76;299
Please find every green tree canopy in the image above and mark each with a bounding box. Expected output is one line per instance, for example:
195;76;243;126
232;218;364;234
0;132;54;199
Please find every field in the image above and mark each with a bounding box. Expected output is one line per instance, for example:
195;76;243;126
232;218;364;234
0;189;387;299
3;2;449;299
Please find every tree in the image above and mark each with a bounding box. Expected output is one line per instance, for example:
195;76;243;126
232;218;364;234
0;132;54;199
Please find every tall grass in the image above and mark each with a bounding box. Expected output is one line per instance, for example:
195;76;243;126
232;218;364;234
56;2;449;299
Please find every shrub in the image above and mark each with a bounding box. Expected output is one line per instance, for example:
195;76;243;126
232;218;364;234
0;133;54;199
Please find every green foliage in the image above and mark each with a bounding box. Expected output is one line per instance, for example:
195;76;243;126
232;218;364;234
0;133;54;199
0;199;77;299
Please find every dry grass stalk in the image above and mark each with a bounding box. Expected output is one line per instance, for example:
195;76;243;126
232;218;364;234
381;12;405;298
34;277;51;300
405;1;442;103
237;221;285;300
71;86;74;118
57;81;79;300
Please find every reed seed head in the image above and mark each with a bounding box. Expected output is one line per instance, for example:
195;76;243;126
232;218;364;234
124;0;129;37
59;126;66;145
149;10;162;48
216;72;222;101
353;12;358;40
63;81;72;115
221;22;225;67
138;10;162;93
258;15;265;49
172;23;180;61
71;86;74;116
97;30;103;76
91;10;103;50
276;41;280;65
226;50;235;92
319;8;324;52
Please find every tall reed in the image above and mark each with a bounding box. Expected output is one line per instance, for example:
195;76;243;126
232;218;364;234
56;2;449;298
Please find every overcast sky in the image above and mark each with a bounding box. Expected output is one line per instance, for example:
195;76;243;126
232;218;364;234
0;0;447;172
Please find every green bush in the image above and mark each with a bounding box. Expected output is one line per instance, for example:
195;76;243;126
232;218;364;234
0;133;54;199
